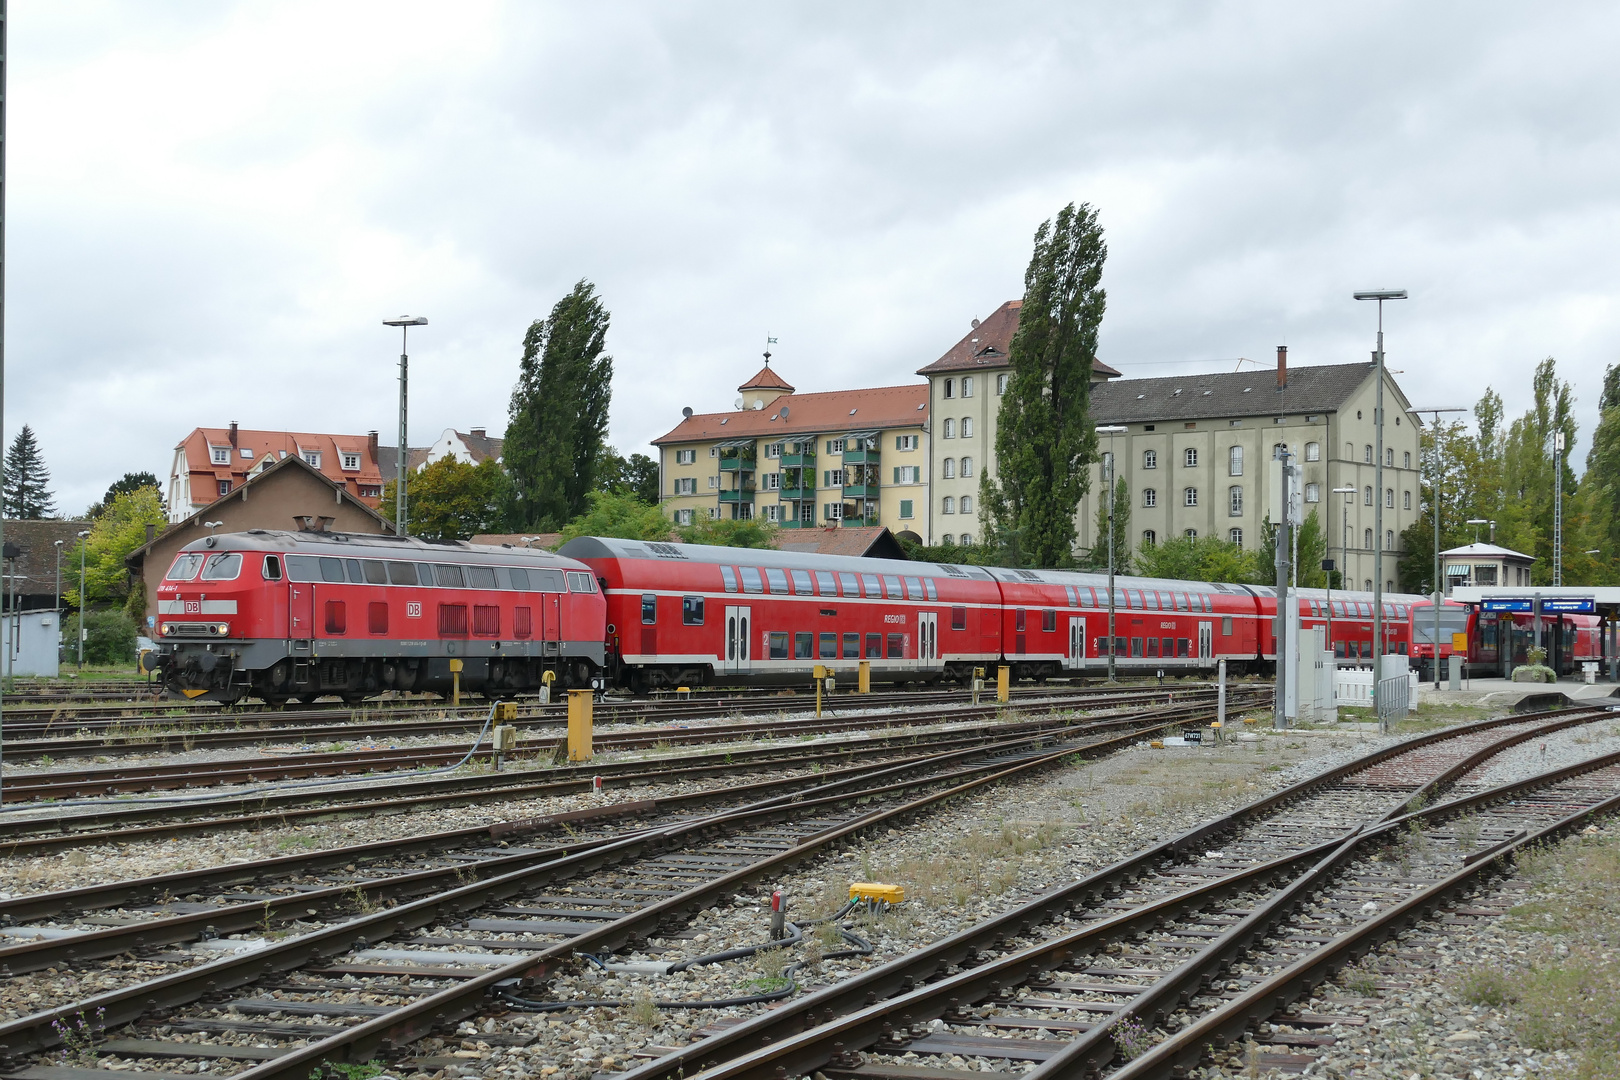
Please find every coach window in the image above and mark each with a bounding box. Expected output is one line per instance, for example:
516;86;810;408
883;575;904;599
345;559;365;583
468;566;497;589
791;569;814;594
368;602;388;635
1127;589;1143;608
794;632;814;659
951;606;966;630
387;562;417;586
740;567;765;594
865;632;882;658
820;632;838;659
324;600;346;635
1174;593;1189;611
514;608;533;638
506;567;529;590
436;565;466;588
1042;609;1057;632
261;555;283;581
417;563;438;586
886;633;904;658
815;571;839;596
683;596;704;625
641;594;658;624
842;632;860;658
1015;609;1026;632
720;566;738;592
769;632;789;659
320;557;346;583
765;568;789;593
924;579;938;601
899;576;921;600
361;560;388;585
1143;591;1159;610
1146;637;1159;657
166;553;205;581
862;574;883;598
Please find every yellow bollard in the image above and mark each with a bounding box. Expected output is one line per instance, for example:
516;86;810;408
858;660;871;694
813;665;827;718
567;688;594;761
449;658;463;707
997;664;1010;703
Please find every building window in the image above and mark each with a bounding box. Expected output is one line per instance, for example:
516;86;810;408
961;376;974;398
1386;529;1395;550
675;448;696;464
960;532;974;544
824;468;845;487
708;507;722;519
826;438;846;453
942;533;954;545
1185;528;1198;539
1143;449;1157;469
1229;527;1243;546
210;445;230;465
1228;486;1243;516
1305;442;1320;462
341;453;360;471
1364;444;1374;464
1385;487;1394;508
764;442;783;459
303;450;322;468
942;419;955;439
942;458;955;479
358;485;381;498
1364;486;1373;505
708;476;719;489
960;456;973;478
894;465;920;484
1403;451;1412;469
1365;579;1373;591
960;495;974;514
673;477;697;495
217;479;231;496
942;496;955;514
1143;530;1157;546
1184;487;1198;507
824;502;843;521
996;373;1008;395
1185;448;1198;467
1364;528;1374;549
943;378;955;399
1228;445;1242;476
1305;482;1320;503
1404;490;1412;510
961;417;973;438
899;499;914;519
1386;448;1394;466
896;434;919;451
674;509;694;525
763;504;781;522
761;472;781;490
1142;488;1156;508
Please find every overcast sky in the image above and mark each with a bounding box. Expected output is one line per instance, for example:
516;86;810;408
11;2;1620;515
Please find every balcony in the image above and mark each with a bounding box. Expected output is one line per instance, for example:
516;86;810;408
779;450;816;468
841;446;880;466
780;480;815;499
843;481;879;498
719;488;756;503
718;453;756;473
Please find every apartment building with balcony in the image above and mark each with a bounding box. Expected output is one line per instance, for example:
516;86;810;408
653;363;929;536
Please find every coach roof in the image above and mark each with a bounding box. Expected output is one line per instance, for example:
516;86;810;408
559;535;999;581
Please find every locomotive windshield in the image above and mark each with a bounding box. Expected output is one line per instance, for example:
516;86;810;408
165;553;205;581
1411;608;1471;641
200;553;243;580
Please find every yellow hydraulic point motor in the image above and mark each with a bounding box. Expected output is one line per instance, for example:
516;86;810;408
494;701;518;722
849;882;905;905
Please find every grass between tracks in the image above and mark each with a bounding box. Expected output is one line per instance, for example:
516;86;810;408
1453;827;1620;1079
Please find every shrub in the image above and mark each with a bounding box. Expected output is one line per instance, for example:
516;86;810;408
82;609;137;665
1511;664;1557;683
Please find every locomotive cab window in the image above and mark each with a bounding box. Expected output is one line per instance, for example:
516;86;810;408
199;553;243;581
166;553;205;581
641;594;658;624
683;596;705;625
387;562;417;586
261;555;283;581
566;572;597;593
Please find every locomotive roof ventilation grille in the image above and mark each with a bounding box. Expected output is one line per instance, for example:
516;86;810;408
645;542;688;559
937;564;970;578
1016;569;1043;582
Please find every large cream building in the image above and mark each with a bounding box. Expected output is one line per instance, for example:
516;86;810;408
653;363;930;536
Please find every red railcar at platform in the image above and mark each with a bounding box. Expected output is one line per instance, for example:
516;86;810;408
1408;598;1604;679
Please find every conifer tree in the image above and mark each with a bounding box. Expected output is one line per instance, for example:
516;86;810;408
504;281;614;530
3;425;57;519
980;202;1107;568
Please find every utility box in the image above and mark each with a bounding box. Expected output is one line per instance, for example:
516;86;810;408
567;689;594;761
2;611;60;677
1449;654;1463;690
492;724;519;751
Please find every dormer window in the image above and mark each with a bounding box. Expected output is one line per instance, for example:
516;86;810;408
341;452;361;471
303;450;322;468
210;445;230;465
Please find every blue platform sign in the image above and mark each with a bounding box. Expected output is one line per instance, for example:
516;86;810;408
1542;598;1596;614
1481;599;1533;612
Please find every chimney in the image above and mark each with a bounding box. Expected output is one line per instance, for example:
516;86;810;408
470;427;486;440
229;421;239;448
1276;346;1288;390
145;524;156;544
367;430;379;461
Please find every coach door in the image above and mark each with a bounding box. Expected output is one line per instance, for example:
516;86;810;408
1067;616;1085;670
1198;621;1214;666
918;611;940;670
724;605;752;675
289;581;313;640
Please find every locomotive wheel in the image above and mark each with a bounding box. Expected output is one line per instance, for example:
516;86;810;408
263;696;290;709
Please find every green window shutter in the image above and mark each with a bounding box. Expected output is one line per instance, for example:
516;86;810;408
900;500;913;519
893;467;900;484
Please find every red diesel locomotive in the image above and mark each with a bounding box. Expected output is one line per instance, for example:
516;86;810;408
154;530;607;703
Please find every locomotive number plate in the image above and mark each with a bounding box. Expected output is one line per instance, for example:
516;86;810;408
406;602;423;618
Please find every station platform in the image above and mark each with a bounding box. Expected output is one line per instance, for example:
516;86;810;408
1414;676;1620;712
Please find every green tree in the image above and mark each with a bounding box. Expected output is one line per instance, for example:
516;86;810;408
66;487;167;613
379;457;511;541
83;609;138;665
1581;363;1620;582
1501;358;1577;582
1133;533;1251;584
558;490;675;544
896;536;998;566
1081;476;1130;574
980;202;1107;567
504;280;614;529
1398;417;1483;594
598;447;659;504
676;516;779;549
86;471;164;519
4;424;57;518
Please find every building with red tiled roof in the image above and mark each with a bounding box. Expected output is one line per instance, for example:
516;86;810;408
166;424;388;523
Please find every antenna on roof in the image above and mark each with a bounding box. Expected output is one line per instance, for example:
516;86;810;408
780;405;789;417
971;317;980;328
764;336;777;364
682;406;694;419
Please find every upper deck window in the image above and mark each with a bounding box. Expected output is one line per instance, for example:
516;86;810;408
740;567;764;593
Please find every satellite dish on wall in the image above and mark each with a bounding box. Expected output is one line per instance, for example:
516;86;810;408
753;399;765;410
735;397;744;410
681;406;694;419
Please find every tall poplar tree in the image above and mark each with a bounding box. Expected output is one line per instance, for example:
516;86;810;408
3;425;57;519
980;202;1107;568
504;281;614;530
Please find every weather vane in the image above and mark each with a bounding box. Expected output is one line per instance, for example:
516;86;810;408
764;336;777;364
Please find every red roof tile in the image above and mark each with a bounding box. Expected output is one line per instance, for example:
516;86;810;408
916;300;1121;379
653;384;928;445
739;365;795;392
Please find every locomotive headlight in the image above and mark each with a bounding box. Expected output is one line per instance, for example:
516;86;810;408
215;622;231;636
161;623;175;636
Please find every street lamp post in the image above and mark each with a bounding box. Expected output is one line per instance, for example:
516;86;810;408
383;316;429;537
1416;406;1466;688
1096;426;1128;683
1329;485;1358;667
75;529;89;668
1354;289;1408;732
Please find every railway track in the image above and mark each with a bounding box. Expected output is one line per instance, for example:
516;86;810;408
0;705;1195;1075
0;684;1219;763
0;701;1604;1079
